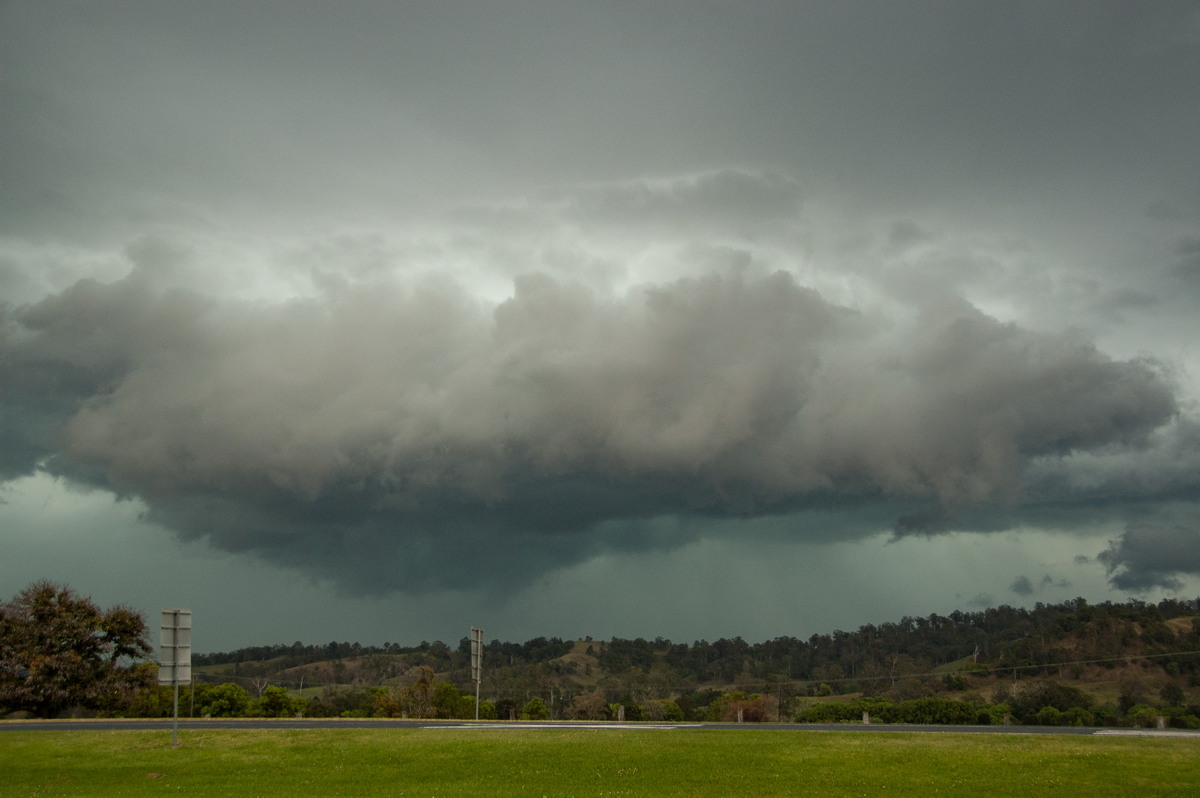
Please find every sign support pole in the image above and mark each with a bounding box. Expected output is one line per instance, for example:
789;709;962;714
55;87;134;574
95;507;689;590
470;626;483;721
159;609;192;748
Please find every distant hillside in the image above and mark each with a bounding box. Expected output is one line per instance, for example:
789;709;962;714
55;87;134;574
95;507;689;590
190;597;1200;725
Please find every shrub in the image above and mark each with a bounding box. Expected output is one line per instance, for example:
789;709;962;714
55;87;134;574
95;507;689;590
644;699;684;722
882;696;977;725
1035;706;1063;726
795;701;861;723
978;703;1012;725
1125;704;1161;728
521;697;549;720
1061;706;1095;727
1011;681;1091;724
195;683;250;718
943;673;967;691
249;686;305;718
1168;712;1199;730
711;692;773;722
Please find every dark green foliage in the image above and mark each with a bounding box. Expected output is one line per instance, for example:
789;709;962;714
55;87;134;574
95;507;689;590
676;688;723;721
795;701;861;723
103;594;1200;727
644;699;684;721
191;597;1200;706
597;637;671;673
521;696;549;720
1010;681;1092;724
0;581;153;718
942;673;967;691
305;686;376;718
432;680;478;718
618;701;644;721
194;682;251;717
797;696;999;725
1160;683;1185;707
879;696;978;725
249;686;306;717
493;697;518;720
791;674;1195;728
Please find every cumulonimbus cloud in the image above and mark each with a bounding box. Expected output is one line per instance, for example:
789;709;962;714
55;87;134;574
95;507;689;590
1;238;1181;594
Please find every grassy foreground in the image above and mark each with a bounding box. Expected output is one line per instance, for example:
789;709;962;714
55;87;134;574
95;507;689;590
2;727;1198;797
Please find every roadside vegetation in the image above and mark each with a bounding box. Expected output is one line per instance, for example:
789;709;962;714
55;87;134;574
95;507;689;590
4;581;1199;728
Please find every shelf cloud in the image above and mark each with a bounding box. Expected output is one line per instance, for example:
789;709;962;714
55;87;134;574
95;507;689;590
2;228;1181;593
2;1;1198;646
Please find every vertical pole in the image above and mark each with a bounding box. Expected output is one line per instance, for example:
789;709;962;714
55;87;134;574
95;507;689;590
470;626;483;721
160;608;191;748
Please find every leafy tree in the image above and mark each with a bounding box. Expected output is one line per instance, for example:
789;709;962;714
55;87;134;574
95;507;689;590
1035;706;1063;726
432;680;475;719
372;687;405;718
795;700;860;723
881;696;977;725
522;696;549;720
566;690;608;720
1010;681;1093;725
249;686;306;717
1124;704;1162;728
300;685;374;718
0;581;153;718
1160;683;1185;707
493;697;518;720
125;682;175;718
195;682;251;717
643;699;684;721
976;702;1012;726
1060;706;1095;727
711;691;773;722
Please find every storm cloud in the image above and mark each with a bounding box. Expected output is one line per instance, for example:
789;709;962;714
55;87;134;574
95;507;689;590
2;2;1199;646
1100;522;1200;591
1;228;1179;592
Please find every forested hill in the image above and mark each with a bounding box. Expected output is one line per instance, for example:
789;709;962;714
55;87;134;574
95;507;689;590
195;597;1200;691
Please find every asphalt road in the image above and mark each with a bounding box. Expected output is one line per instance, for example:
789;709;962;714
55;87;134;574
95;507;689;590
3;718;1195;736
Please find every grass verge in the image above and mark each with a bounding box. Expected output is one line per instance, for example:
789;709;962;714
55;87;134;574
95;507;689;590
2;727;1197;797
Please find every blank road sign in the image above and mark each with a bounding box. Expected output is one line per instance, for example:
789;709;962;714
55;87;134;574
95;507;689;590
159;609;192;685
470;626;483;681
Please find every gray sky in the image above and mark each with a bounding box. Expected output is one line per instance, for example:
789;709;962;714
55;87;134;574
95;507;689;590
3;1;1199;652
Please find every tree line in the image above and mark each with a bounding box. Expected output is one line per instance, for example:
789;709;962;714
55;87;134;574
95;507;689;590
3;580;1198;727
195;596;1200;690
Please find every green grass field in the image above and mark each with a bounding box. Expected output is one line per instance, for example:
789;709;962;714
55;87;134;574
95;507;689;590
2;728;1197;797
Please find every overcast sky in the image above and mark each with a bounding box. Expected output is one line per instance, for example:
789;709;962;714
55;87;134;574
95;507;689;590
3;1;1200;653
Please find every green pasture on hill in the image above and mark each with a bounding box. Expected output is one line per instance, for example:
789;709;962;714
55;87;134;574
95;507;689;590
2;727;1198;797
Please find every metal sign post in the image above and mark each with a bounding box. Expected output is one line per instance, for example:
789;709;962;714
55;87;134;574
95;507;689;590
470;626;483;720
159;609;192;748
